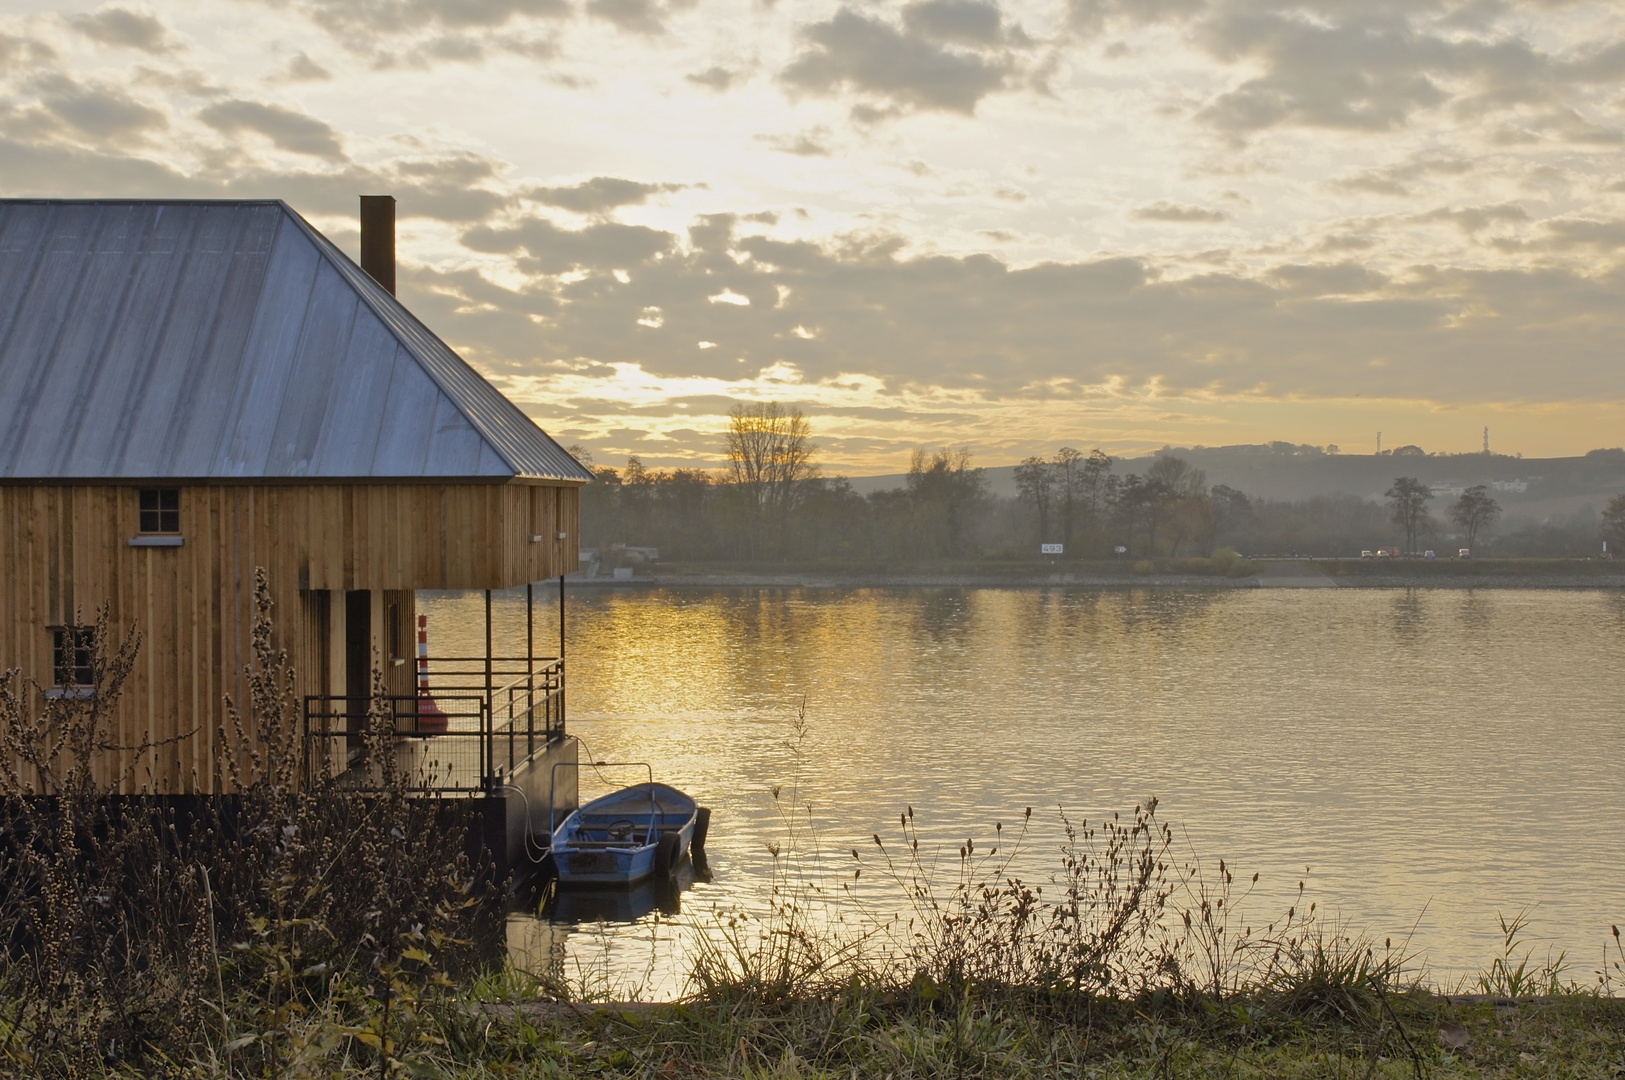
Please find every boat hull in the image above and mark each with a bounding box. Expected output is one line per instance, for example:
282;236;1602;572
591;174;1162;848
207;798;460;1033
551;782;698;886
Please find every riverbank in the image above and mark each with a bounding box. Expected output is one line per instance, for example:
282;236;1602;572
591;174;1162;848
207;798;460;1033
571;556;1625;589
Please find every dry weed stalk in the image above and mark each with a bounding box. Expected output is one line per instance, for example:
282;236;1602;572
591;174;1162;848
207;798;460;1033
0;572;495;1077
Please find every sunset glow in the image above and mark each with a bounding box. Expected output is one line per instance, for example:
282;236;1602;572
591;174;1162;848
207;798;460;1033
8;0;1625;468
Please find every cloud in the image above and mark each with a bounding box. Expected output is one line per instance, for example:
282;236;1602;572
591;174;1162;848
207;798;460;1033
68;6;176;54
263;0;571;36
1186;5;1625;145
25;74;168;143
0;33;59;71
0;104;521;225
198;99;346;159
1413;202;1529;234
527;176;692;214
415;211;1625;409
758;129;833;156
686;65;737;91
1528;107;1625;145
0;135;195;194
585;0;696;35
901;0;1015;48
781;7;1016;116
1269;262;1387;296
1532;216;1625;250
1132;201;1230;223
1065;0;1204;38
460;215;676;272
132;65;226;96
1196;13;1452;137
1326;154;1475;197
277;52;333;82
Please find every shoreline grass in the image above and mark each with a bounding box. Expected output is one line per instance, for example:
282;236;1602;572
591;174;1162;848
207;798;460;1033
452;983;1625;1079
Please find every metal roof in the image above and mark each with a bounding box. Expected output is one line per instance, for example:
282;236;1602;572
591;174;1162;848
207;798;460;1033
0;199;592;483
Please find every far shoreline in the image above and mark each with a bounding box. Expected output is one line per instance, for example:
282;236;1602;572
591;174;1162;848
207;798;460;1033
569;569;1625;590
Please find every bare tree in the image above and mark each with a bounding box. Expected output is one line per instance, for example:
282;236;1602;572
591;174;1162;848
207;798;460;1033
724;401;819;558
1211;485;1253;542
1145;456;1212;555
1603;493;1625;555
1385;476;1433;553
1014;456;1056;547
1449;485;1501;550
1079;450;1114;532
908;447;988;557
1145;455;1206;497
1053;447;1083;551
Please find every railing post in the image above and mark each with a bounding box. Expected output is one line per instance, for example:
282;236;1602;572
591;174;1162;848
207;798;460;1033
527;582;535;760
558;573;566;738
484;589;494;790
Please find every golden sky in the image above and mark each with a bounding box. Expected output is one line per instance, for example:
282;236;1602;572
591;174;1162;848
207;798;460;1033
5;0;1625;472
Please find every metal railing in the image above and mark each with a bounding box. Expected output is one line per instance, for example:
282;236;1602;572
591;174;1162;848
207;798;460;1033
302;656;564;793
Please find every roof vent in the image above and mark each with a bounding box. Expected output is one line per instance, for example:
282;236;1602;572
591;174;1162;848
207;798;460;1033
359;195;395;295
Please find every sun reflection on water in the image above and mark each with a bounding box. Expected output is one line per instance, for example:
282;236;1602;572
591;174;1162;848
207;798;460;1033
422;586;1625;999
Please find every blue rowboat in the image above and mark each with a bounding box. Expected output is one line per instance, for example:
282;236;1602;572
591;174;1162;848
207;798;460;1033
549;764;699;886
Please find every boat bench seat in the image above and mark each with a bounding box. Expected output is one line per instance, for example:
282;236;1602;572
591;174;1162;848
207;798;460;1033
562;825;685;848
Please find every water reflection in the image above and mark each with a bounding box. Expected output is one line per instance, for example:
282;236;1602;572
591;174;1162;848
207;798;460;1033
1390;588;1426;641
421;586;1625;999
543;856;708;925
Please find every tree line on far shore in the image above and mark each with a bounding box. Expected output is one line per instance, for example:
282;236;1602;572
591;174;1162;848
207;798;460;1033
574;404;1625;564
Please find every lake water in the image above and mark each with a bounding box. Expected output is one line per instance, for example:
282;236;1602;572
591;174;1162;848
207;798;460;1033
421;585;1625;998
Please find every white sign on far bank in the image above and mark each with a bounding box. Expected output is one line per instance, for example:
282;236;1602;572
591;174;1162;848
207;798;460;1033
1040;543;1064;555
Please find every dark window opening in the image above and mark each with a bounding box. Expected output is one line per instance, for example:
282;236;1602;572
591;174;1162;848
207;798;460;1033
52;627;94;687
139;488;180;533
345;590;372;726
386;597;405;665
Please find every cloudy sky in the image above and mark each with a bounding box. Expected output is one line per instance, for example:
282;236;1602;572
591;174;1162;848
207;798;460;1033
4;0;1625;471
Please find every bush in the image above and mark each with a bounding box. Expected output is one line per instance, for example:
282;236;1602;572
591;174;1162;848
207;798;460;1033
1210;547;1256;577
0;572;496;1077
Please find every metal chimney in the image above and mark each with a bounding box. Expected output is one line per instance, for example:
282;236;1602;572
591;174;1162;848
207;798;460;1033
359;194;396;295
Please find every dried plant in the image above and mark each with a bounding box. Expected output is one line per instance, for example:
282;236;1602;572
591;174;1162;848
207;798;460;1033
0;572;496;1077
857;799;1185;1011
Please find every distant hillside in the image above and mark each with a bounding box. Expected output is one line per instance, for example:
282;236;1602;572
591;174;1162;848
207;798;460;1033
844;446;1625;517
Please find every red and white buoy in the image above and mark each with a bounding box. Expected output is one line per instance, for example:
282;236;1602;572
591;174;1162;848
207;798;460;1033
415;614;448;731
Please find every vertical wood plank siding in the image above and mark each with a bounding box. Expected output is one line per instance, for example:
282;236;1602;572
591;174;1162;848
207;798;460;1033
0;482;580;793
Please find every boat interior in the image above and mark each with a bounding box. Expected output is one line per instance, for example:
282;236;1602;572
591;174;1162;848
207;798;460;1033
564;787;693;848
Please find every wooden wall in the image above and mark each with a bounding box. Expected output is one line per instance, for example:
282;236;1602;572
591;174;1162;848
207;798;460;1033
0;481;580;793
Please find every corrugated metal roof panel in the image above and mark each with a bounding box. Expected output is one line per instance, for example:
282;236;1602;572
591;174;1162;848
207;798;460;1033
278;209;591;482
0;199;591;483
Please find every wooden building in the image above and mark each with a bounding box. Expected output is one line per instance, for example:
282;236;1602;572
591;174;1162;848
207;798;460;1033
0;197;591;817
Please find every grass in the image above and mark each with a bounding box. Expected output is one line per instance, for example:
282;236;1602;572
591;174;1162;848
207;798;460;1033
432;988;1625;1078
